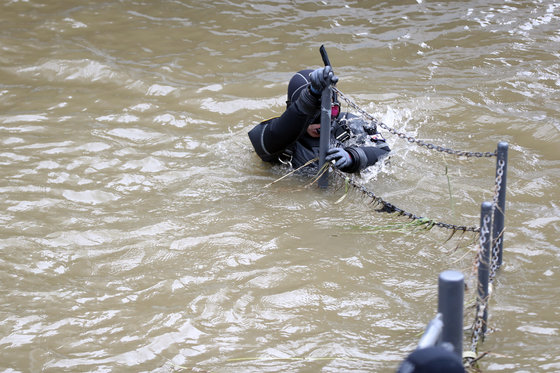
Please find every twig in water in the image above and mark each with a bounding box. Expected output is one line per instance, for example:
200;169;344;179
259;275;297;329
264;157;318;188
305;160;331;188
334;176;350;204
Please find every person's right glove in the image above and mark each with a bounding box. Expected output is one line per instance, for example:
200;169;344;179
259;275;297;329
309;66;338;96
325;147;353;169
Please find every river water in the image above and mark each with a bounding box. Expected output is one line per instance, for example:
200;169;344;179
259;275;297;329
0;1;558;372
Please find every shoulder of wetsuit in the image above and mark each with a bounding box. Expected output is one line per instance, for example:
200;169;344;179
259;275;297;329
248;117;280;162
259;117;279;126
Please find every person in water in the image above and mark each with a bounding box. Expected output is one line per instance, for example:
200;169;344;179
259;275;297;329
248;66;390;173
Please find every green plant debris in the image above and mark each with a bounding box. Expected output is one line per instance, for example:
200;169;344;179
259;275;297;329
348;217;437;234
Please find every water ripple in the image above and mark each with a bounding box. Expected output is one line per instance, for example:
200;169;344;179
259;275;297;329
0;1;558;372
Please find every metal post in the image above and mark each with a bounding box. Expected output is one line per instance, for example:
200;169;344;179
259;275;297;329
318;85;331;189
478;202;493;337
438;270;464;360
418;313;443;349
492;142;508;267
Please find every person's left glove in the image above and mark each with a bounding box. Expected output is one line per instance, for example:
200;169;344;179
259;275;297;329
309;66;338;96
325;147;353;169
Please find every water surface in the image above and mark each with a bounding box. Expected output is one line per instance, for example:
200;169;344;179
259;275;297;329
1;1;559;372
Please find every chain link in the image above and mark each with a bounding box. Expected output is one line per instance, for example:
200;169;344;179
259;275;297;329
331;168;480;233
489;159;505;283
477;214;492;266
490;235;503;283
470;303;486;353
470;214;491;355
333;87;497;158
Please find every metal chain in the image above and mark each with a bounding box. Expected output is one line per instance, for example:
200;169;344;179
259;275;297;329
468;162;505;363
470;303;486;353
331;168;480;233
491;160;504;207
333;87;497;158
489;159;505;283
482;214;492;267
490;235;503;284
470;213;492;354
475;214;492;270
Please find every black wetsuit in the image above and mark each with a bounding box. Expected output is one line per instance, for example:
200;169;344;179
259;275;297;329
248;86;390;173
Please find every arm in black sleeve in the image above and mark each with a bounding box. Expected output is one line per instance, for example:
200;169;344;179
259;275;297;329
340;141;391;173
248;86;320;161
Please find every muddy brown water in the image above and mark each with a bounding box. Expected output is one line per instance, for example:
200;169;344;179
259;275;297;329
1;1;559;372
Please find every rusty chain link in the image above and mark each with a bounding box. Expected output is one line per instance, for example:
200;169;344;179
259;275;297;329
333;87;497;158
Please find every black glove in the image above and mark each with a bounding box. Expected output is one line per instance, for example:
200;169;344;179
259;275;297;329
325;147;353;169
309;66;338;96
